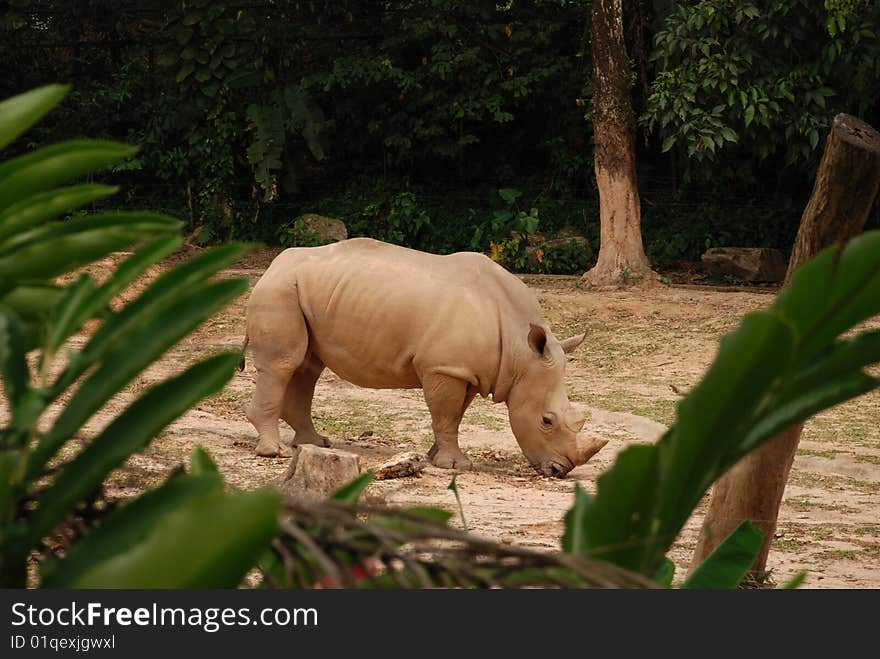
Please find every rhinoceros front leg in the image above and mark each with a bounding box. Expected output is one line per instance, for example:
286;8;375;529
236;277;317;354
281;353;331;448
423;374;477;470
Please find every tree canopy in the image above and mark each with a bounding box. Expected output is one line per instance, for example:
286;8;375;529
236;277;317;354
1;0;877;269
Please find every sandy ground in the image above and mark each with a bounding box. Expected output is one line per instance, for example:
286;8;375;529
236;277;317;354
24;248;880;588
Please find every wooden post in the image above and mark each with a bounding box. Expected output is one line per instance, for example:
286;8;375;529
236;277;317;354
690;114;880;581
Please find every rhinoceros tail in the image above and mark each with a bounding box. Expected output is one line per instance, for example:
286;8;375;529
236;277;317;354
238;334;249;371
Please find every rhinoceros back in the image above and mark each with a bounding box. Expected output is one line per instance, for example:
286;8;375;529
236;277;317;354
251;238;542;391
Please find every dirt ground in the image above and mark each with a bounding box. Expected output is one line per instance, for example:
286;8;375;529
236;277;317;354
41;248;880;588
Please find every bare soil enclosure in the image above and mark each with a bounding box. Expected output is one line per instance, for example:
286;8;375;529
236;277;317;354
23;248;880;588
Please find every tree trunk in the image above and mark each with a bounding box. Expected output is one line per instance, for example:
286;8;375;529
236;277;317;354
690;114;880;581
582;0;656;288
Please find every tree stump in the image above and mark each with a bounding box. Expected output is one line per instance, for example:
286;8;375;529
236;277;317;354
690;114;880;580
276;445;361;503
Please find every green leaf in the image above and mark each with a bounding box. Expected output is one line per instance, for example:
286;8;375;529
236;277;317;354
0;84;68;151
331;472;375;504
653;558;675;587
66;489;279;588
50;243;246;397
27;352;241;543
498;188;522;204
744;105;755;127
779;235;880;360
0;308;28;405
561;484;592;554
569;444;658;567
781;571;806;589
719;127;738;143
190;446;220;476
77;243;246;359
176;63;195;83
0;285;64;350
0;213;179;295
46;274;97;351
28;278;247;479
42;472;224;587
0;450;21;528
739;369;877;454
0;184;119;245
447;473;468;532
0;140;137;212
661;135;677;152
777;330;880;408
683;521;764;589
47;235;182;351
398;507;454;525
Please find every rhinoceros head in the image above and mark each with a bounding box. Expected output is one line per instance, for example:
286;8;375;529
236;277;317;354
506;324;608;478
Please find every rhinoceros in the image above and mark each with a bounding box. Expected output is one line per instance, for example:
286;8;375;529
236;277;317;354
242;238;607;477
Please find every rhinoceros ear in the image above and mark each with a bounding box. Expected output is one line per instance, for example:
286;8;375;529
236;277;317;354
527;323;549;358
560;328;587;354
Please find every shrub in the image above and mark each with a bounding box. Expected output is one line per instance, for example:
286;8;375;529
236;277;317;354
0;86;279;588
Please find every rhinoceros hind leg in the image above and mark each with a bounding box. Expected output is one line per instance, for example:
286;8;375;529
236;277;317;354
423;375;476;471
281;353;331;448
246;289;309;458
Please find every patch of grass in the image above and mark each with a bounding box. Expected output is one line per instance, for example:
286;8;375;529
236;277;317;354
788;471;880;494
586;390;676;426
834;550;859;560
806;415;876;447
854;454;880;465
796;448;843;459
312;401;395;439
783;497;860;514
204;385;254;408
855;543;880;559
773;538;810;551
853;525;879;537
463;411;507;432
815;544;880;561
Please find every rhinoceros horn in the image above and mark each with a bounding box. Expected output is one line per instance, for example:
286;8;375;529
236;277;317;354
574;436;609;466
560;329;587;354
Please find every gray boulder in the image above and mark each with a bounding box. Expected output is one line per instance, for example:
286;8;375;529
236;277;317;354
298;214;348;243
701;247;786;283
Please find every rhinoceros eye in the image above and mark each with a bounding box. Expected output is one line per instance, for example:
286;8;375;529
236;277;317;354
541;414;554;428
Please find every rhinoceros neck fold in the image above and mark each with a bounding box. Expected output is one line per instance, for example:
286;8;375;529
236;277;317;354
488;320;521;404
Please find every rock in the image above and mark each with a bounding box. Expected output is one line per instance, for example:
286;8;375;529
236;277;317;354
701;247;786;283
276;445;361;502
373;451;429;480
298;214;348;243
526;232;592;269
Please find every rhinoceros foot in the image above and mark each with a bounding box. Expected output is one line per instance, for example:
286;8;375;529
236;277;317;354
428;443;473;470
255;438;293;458
291;431;331;448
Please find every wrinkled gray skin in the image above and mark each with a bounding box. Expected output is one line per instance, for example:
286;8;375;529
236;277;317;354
243;238;607;478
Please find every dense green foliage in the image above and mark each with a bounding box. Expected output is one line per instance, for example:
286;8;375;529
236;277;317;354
1;0;878;271
0;86;279;588
645;0;880;180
